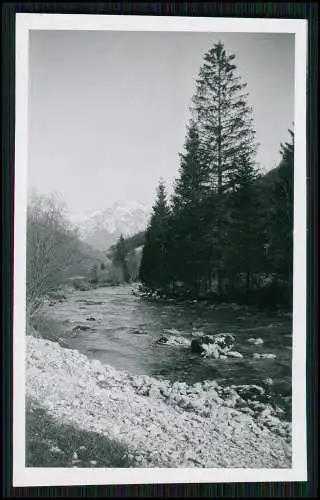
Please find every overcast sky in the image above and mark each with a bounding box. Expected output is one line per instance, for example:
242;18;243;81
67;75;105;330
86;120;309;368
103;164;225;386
28;30;294;222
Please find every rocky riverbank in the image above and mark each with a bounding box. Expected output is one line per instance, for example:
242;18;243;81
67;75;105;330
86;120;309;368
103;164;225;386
132;284;293;315
26;335;291;468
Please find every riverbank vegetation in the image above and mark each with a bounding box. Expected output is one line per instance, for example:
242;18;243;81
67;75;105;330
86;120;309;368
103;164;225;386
26;398;133;468
26;194;143;323
26;194;88;317
139;41;293;309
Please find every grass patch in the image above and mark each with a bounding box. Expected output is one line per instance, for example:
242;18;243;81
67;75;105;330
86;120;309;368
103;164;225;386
26;398;135;468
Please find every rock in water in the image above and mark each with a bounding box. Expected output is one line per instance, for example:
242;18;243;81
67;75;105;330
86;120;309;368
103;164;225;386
191;339;205;354
248;337;264;345
157;335;190;347
212;333;235;352
201;343;220;359
72;325;92;332
231;384;265;401
157;337;169;345
226;351;243;358
263;377;274;386
253;353;277;360
191;333;237;358
167;336;191;347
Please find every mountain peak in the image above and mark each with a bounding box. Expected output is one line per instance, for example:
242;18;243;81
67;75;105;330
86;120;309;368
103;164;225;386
76;200;150;251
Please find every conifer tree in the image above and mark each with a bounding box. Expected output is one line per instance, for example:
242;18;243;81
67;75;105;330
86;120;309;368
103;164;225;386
139;180;171;289
173;120;210;211
268;129;294;286
191;40;259;293
192;40;257;194
113;234;130;283
170;120;214;295
224;164;265;293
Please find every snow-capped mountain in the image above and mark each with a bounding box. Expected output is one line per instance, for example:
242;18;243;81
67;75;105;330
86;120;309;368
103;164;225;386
76;200;151;251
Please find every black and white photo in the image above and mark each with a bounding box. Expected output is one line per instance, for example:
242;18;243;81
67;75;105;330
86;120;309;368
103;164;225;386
13;14;307;486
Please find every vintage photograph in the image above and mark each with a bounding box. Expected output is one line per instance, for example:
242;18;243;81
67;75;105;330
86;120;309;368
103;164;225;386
13;14;307;485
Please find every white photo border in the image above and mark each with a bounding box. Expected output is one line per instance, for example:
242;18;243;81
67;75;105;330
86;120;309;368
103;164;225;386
13;13;307;487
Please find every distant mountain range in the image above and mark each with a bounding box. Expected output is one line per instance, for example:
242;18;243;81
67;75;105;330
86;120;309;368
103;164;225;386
76;200;151;251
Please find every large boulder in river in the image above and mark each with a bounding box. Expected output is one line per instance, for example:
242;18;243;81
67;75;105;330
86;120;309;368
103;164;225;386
211;333;235;351
191;333;236;358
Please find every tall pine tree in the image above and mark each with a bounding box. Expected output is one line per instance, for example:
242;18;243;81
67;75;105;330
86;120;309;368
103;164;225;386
191;41;258;294
192;41;257;193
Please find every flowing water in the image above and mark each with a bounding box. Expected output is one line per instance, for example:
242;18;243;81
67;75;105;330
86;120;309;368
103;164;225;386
41;284;292;416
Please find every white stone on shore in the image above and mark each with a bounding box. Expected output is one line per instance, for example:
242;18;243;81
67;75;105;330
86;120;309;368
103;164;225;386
149;386;160;399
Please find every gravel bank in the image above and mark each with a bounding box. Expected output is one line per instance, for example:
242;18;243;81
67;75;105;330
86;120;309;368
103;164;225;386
26;335;291;468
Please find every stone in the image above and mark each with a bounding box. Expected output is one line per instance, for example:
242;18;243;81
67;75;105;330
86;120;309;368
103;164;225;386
263;377;274;386
226;351;243;358
232;384;265;401
253;353;277;359
49;445;62;454
26;335;292;470
191;339;204;354
73;325;92;332
201;408;211;418
201;344;220;359
91;359;103;372
191;333;235;358
149;386;160;399
157;336;169;345
248;338;264;345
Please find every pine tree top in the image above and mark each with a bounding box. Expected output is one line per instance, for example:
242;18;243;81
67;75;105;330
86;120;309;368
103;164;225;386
150;179;171;222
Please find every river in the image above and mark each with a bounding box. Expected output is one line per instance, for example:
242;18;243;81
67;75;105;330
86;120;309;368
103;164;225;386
40;284;292;418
